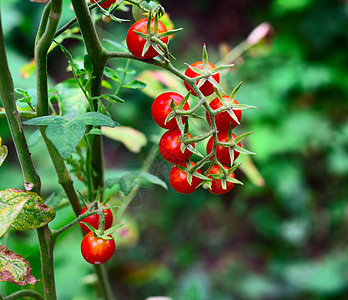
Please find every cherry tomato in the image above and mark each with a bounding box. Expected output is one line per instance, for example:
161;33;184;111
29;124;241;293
159;128;194;164
81;232;115;265
169;161;202;194
79;206;113;234
151;92;190;129
126;18;168;59
90;0;116;9
184;61;220;97
206;131;241;166
207;165;235;195
206;96;242;131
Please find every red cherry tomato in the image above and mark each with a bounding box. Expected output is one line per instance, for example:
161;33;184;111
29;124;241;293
206;96;242;131
206;131;241;166
184;61;220;97
79;206;113;234
207;165;235;195
81;232;115;265
151;92;190;129
126;18;168;59
159;128;194;164
90;0;116;9
169;161;202;194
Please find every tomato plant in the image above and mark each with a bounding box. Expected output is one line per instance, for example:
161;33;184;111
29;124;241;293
0;1;256;298
79;206;113;233
81;232;116;265
206;131;241;166
206;96;242;131
184;61;220;97
169;161;202;194
207;165;236;195
159;128;194;164
151;92;189;129
126;18;169;59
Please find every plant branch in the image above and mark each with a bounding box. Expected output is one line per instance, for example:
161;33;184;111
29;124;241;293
0;8;41;193
2;290;44;300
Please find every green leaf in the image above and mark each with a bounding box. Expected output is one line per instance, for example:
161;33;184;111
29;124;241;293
28;129;42;147
83;54;94;75
0;246;39;286
46;119;86;159
88;128;103;135
23;115;66;126
75;112;118;127
0;138;8;167
103;39;128;52
138;173;167;189
92;94;125;103
0;189;55;232
54;79;87;118
102;126;147;153
119;174;137;196
103;67;119;82
123;80;147;89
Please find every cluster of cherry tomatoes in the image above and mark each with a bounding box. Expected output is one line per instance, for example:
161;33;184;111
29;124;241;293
151;69;243;195
79;206;115;265
124;12;247;195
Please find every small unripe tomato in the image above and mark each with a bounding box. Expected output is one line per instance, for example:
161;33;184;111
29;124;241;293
81;232;115;265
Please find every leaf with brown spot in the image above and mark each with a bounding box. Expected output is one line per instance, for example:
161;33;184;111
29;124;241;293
0;246;38;286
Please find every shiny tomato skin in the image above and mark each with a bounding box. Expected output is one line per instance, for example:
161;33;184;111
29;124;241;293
206;131;241;166
90;0;116;9
126;18;168;59
81;232;115;265
207;165;235;195
79;206;113;234
184;61;220;97
159;128;194;164
206;96;242;131
151;92;190;129
169;161;202;194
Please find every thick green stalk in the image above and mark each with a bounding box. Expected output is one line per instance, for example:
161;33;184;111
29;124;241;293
36;226;56;300
0;11;41;193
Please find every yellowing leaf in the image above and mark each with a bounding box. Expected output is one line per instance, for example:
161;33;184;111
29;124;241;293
102;126;147;153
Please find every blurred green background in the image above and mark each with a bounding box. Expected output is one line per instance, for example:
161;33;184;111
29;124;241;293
1;0;348;299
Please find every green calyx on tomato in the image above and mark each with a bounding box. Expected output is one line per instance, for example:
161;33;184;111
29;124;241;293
126;15;182;59
81;231;116;265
